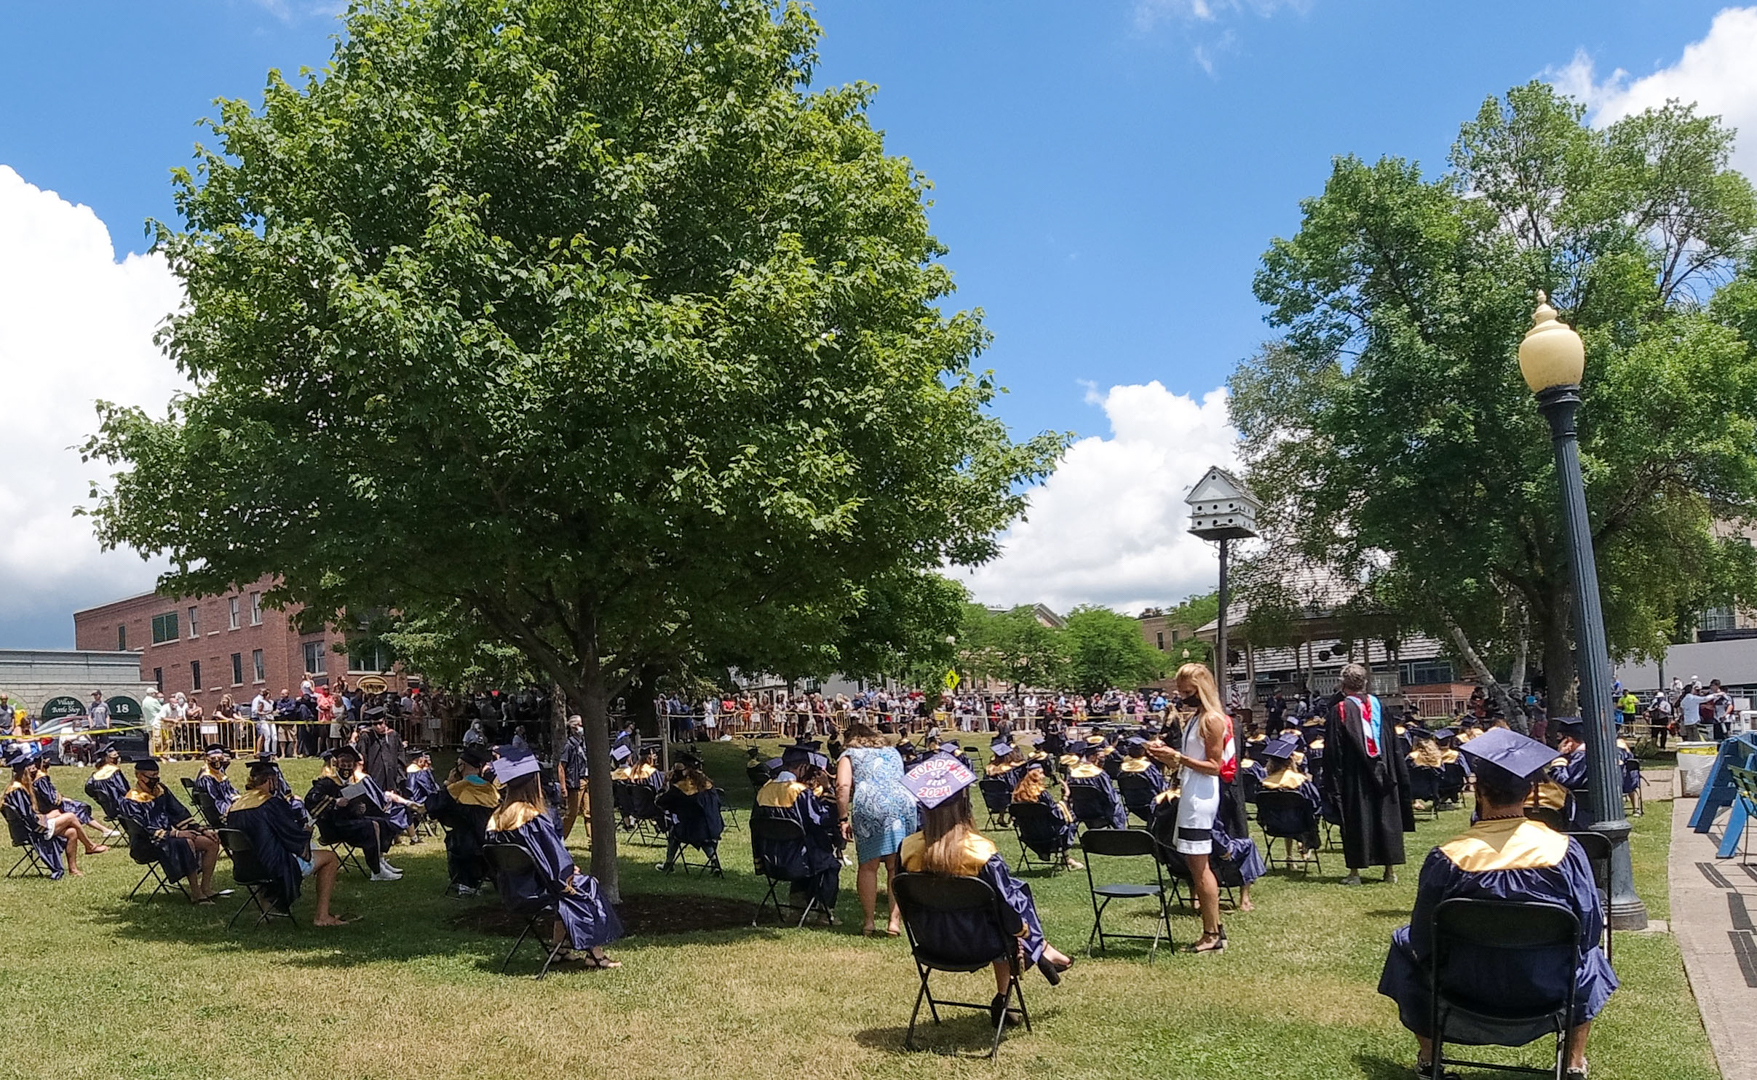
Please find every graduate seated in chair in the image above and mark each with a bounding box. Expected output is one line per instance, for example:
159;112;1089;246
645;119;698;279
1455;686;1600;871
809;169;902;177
427;744;498;895
192;745;240;818
1009;760;1083;869
84;743;130;819
121;758;225;902
306;748;402;881
6;748;92;876
1065;741;1128;831
226;758;354;925
341;744;423;840
752;761;842;919
1257;735;1323;858
656;753;724;875
1546;719;1596;830
485;753;622;968
30;755;102;839
900;756;1075;1024
1116;738;1169;824
1378;727;1615;1080
985;743;1025;789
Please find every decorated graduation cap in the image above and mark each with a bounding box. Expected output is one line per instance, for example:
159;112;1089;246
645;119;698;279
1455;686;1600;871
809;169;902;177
610;744;632;764
903;755;977;809
1264;735;1299;760
1554;717;1586;740
761;757;784;774
1458;726;1556;780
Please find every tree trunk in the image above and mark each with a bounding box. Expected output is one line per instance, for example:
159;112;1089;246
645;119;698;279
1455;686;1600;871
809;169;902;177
1541;589;1578;717
549;680;567;759
1441;612;1531;734
579;659;621;903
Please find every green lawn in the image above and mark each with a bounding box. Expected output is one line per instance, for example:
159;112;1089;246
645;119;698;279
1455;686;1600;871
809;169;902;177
0;742;1714;1080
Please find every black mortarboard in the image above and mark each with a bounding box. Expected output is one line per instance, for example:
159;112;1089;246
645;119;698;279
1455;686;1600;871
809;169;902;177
1458;727;1556;779
903;756;977;809
938;741;961;753
1433;729;1455;742
675;751;702;768
1554;717;1585;739
3;746;30;769
246;759;280;781
93;742;116;758
134;757;161;771
793;739;822;751
332;745;360;761
459;745;492;767
204;744;229;756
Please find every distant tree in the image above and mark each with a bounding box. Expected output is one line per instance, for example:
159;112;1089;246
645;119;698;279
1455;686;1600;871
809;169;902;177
1232;81;1757;718
956;603;1067;691
82;0;1063;897
1061;605;1168;694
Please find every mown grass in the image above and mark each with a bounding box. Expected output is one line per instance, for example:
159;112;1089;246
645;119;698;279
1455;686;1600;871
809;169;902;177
0;741;1714;1080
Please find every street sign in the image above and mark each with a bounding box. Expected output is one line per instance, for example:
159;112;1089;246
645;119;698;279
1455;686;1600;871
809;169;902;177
943;669;960;691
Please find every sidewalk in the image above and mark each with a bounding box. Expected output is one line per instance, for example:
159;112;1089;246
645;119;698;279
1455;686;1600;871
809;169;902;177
1670;792;1757;1080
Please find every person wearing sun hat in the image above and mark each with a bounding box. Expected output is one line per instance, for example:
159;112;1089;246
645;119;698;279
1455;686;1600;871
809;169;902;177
898;755;1075;1027
1376;726;1615;1080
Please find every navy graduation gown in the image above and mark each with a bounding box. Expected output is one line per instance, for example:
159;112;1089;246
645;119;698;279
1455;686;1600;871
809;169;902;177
225;790;311;909
400;766;440;804
899;830;1046;967
751;780;840;910
426;776;497;888
306;774;393;853
85;765;130;819
1551;750;1594;829
1149;797;1265;888
1066;763;1128;830
1011;789;1080;858
118;786;201;884
192;769;239;817
4;782;64;876
1377;818;1617;1040
32;774;93;825
486;807;622;950
1257;767;1324;849
657;781;724;849
1116;761;1167;824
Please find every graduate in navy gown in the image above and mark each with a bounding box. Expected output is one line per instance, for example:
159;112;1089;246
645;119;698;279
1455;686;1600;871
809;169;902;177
656;752;724;875
31;757;95;826
306;747;401;881
192;745;240;818
426;744;498;895
752;766;842;918
1378;726;1616;1079
1116;738;1169;824
485;752;622;967
84;743;131;820
1065;741;1128;830
1256;735;1323;856
5;748;70;877
898;755;1075;1026
225;758;353;925
1010;761;1083;867
984;742;1026;790
1547;718;1595;830
342;746;417;835
400;749;441;804
119;758;225;902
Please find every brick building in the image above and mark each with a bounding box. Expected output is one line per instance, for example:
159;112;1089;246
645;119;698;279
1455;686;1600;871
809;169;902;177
73;574;411;702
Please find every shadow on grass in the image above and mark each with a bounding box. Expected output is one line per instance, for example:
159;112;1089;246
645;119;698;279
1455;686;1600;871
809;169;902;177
853;1002;1065;1059
1353;1052;1419;1079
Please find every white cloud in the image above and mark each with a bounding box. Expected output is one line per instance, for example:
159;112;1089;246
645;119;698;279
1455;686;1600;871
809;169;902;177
0;166;185;646
960;381;1238;617
1552;7;1757;177
1133;0;1307;75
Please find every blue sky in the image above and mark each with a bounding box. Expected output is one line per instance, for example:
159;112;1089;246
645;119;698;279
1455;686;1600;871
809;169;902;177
1;0;1752;646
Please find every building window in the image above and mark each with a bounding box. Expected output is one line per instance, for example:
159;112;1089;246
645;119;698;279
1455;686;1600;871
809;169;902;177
1400;659;1457;686
151;612;178;644
117;624;127;651
1701;606;1738;632
153;667;163;692
228;597;240;630
191;660;202;691
188;606;200;638
1155;631;1164;650
249;591;262;626
231;652;244;686
252;649;265;683
302;640;327;676
347;636;396;674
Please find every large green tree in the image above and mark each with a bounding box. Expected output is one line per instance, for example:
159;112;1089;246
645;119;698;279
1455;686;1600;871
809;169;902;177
1061;605;1168;694
1231;82;1757;719
83;0;1062;896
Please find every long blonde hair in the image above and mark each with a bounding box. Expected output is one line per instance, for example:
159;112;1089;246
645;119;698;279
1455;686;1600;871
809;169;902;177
918;790;977;876
1177;662;1225;740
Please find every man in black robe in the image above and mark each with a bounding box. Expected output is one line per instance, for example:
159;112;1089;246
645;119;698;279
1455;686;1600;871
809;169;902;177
358;715;405;794
1322;663;1414;885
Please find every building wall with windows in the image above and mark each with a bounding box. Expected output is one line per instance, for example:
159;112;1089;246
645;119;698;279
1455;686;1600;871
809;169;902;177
72;574;411;702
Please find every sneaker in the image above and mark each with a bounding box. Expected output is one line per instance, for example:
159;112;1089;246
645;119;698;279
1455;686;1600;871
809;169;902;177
1340;873;1363;887
381;861;401;874
369;868;400;882
454;884;478;896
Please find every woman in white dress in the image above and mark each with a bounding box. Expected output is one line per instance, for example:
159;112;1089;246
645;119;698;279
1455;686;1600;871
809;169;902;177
1148;662;1235;953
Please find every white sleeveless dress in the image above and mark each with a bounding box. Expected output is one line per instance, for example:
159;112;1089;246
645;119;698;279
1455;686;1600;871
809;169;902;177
1175;714;1235;855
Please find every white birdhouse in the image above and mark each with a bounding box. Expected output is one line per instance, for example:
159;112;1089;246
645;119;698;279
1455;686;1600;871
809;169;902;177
1185;466;1260;540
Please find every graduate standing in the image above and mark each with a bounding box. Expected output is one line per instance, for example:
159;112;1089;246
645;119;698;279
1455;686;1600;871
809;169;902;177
1378;727;1615;1080
1323;663;1415;886
485;752;622;968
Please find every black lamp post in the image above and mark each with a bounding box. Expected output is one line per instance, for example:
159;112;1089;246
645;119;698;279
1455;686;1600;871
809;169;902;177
1519;292;1649;931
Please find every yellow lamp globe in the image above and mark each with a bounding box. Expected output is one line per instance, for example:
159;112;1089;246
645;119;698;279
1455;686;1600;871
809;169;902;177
1518;291;1585;393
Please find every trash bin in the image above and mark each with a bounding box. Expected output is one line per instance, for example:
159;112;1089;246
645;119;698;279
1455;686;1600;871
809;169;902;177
1677;742;1720;797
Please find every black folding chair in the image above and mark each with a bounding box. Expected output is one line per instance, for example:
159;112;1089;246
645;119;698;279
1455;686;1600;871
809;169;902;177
1255;790;1323;874
1115;773;1160;825
626;784;666;846
1439;762;1469;809
314;818;369;879
1006;801;1071;874
481;842;568;979
1523;805;1572;833
1564;829;1614;966
194;789;226;831
892;872;1031;1060
749;816;830;927
1079;828;1174;961
977;778;1013;830
1429;898;1580;1080
1067;784;1117;832
217;827;296;930
118;817;190;901
3;805;58;879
